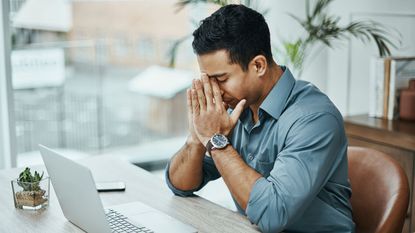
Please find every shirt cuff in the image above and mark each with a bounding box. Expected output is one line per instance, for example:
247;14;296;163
246;177;270;223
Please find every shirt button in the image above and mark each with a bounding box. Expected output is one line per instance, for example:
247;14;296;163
248;154;254;160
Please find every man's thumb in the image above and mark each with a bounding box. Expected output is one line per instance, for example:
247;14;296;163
230;99;246;124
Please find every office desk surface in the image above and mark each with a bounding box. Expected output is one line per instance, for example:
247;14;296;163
0;156;260;233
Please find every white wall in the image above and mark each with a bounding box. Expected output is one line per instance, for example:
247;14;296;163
266;0;415;115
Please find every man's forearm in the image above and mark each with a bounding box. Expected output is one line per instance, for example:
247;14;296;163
169;139;207;191
211;146;262;210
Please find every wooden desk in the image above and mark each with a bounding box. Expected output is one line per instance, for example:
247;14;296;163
0;156;259;233
344;114;415;233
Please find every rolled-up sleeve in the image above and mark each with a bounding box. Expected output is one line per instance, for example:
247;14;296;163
165;154;221;196
246;113;345;233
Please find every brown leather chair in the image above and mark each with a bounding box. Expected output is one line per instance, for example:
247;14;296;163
348;146;410;233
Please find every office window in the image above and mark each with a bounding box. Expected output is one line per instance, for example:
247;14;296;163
136;37;156;62
6;0;209;167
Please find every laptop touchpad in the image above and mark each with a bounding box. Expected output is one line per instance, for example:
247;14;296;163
128;211;197;233
109;202;197;233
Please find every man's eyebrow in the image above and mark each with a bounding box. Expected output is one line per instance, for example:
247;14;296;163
207;73;227;78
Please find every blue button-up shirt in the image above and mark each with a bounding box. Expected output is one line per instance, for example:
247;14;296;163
166;67;355;233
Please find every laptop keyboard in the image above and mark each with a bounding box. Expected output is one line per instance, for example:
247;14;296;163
106;209;154;233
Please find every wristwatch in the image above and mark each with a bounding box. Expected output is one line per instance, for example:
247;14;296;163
205;133;230;155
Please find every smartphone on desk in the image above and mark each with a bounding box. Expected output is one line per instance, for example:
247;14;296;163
96;181;126;192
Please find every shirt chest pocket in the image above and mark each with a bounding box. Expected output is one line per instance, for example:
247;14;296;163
248;147;277;178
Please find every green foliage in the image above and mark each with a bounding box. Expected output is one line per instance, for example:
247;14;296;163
170;0;399;73
282;39;305;72
17;167;44;191
282;0;399;75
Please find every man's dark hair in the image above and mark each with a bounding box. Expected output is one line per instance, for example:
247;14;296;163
192;4;273;71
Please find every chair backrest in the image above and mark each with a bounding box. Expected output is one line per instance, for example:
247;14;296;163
348;146;410;233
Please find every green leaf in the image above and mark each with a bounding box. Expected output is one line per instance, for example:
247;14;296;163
288;0;400;71
282;39;305;71
17;167;44;191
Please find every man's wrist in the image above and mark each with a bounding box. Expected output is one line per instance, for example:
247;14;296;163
210;144;231;158
186;135;205;149
202;137;210;148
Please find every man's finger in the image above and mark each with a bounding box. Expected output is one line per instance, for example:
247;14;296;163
230;99;246;124
187;88;192;115
211;78;223;110
191;88;200;116
194;79;206;111
222;102;229;111
201;74;214;109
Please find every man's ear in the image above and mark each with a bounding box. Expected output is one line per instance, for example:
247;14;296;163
250;55;267;77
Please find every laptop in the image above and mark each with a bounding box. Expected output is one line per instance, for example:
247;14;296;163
39;145;197;233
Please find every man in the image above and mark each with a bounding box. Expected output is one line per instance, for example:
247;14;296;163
165;4;354;233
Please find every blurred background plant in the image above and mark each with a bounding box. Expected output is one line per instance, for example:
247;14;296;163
170;0;399;77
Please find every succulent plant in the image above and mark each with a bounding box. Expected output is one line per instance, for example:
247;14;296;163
17;167;44;191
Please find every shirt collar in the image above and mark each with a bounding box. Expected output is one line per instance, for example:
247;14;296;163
259;66;295;120
238;66;295;128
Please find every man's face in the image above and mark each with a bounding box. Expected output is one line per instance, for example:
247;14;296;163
197;50;258;109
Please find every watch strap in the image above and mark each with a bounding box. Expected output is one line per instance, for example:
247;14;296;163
205;140;215;156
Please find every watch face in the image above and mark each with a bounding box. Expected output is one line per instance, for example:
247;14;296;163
211;134;229;149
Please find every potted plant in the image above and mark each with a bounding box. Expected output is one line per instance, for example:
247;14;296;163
277;0;399;77
11;167;50;210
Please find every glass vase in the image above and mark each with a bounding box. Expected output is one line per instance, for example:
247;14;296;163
11;176;50;210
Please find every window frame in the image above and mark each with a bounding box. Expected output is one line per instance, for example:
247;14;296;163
0;0;17;168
